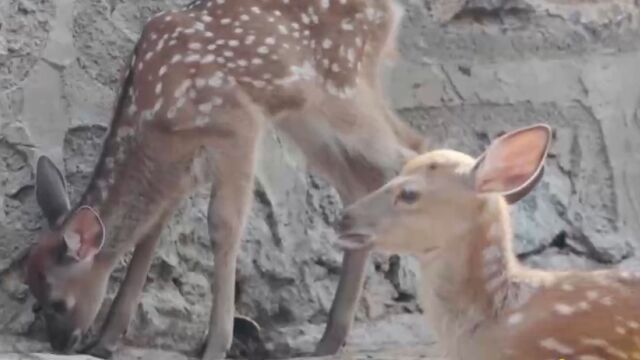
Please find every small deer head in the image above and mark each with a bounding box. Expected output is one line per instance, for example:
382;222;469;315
336;124;552;255
24;156;108;353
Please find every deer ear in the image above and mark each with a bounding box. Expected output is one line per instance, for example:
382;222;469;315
36;156;71;227
471;124;552;203
63;206;105;261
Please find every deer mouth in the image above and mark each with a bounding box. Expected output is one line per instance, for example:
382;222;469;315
335;232;375;251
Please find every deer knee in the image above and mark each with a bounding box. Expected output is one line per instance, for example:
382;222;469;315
208;212;243;252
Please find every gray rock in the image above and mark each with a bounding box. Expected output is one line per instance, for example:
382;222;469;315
1;0;639;358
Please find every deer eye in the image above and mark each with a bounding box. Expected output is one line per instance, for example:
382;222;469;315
397;188;420;204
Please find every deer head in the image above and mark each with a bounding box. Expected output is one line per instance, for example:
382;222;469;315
24;156;108;353
336;124;552;255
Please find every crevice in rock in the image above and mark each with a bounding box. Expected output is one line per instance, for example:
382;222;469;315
253;180;284;248
517;228;634;265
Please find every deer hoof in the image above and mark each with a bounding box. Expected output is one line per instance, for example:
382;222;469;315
81;341;115;359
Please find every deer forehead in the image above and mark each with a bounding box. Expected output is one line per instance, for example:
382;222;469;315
401;149;475;175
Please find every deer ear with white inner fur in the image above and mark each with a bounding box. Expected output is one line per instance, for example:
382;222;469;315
471;124;552;203
63;206;105;261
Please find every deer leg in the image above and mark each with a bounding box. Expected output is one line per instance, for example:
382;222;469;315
82;212;170;358
314;248;371;356
290;92;420;355
202;129;260;360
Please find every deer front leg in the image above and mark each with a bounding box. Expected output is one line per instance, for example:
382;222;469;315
202;131;260;360
82;214;170;359
314;248;371;356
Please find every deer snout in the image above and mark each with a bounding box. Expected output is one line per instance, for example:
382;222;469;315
46;316;81;354
333;209;375;251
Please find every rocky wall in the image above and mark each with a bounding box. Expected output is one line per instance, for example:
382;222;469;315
0;0;639;358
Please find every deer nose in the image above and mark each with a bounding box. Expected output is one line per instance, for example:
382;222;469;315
335;211;355;234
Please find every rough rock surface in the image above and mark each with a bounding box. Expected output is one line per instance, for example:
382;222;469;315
1;0;639;358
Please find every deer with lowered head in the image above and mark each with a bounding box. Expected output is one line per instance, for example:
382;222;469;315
22;0;427;359
337;124;640;359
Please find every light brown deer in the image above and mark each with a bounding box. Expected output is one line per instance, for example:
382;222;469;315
23;0;427;359
337;124;640;360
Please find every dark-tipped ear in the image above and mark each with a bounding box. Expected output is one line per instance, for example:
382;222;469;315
63;206;105;261
36;156;71;227
472;124;552;203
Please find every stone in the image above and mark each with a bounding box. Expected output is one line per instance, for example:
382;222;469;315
1;0;639;358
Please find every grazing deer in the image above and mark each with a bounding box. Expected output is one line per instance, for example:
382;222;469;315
23;0;426;358
337;124;640;360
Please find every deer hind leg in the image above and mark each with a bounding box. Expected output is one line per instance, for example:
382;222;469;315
278;90;421;356
81;210;172;359
201;111;262;360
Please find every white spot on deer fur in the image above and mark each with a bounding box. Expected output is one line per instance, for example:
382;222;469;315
240;14;250;21
117;127;134;140
153;98;163;113
257;46;269;54
586;290;599;300
185;54;201;63
616;326;627;335
341;19;354;31
278;25;288;34
322;39;333;49
158;65;168;77
208;72;224;87
195;78;207;88
174;79;192;98
198;101;214;113
127;104;137;116
220;18;232;25
188;42;202;50
275;61;316;85
97;180;109;200
577;301;590;310
170;54;183;63
167;106;177;119
202;54;216;64
321;0;330;9
578;356;606;360
265;37;276;45
560;284;575;291
628;321;640;329
251;6;260;13
228;40;240;47
539;338;574;355
507;313;523;325
599;296;614;306
195;116;209;126
155;83;162;95
252;58;263;65
554;303;575;316
245;35;256;44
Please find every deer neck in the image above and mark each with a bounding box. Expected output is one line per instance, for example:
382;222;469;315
417;197;519;340
73;125;184;271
